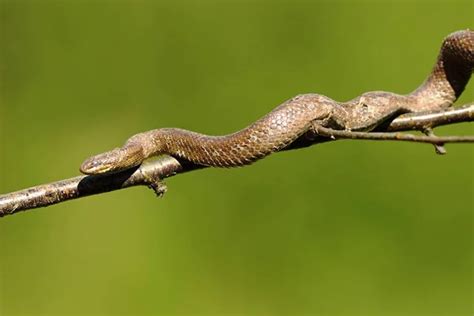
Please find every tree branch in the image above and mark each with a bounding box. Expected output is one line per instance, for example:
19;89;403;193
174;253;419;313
1;103;473;218
385;103;474;131
312;125;474;144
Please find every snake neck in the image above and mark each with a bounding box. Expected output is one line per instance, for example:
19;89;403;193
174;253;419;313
409;29;474;112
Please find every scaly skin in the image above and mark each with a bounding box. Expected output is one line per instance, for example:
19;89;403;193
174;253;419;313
81;30;474;175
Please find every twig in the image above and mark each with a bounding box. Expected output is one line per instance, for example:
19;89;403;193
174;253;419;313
0;103;473;218
311;125;474;144
385;103;473;131
422;128;447;155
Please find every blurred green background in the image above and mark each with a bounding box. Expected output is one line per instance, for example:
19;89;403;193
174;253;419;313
0;0;473;315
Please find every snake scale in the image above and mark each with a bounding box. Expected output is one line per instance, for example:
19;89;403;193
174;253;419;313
81;30;474;175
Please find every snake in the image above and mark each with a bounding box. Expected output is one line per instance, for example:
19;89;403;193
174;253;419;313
80;30;474;175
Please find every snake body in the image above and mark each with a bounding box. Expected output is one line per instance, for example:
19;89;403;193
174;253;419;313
81;30;474;175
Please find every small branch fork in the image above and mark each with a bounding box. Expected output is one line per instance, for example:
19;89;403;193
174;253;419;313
1;103;473;218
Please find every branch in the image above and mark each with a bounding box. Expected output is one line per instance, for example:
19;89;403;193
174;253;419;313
1;103;473;218
312;126;474;144
0;157;201;217
385;103;474;131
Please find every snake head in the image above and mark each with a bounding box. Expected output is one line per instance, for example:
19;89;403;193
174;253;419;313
80;143;145;175
80;148;128;175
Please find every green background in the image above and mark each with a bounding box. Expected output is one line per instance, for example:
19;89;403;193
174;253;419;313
0;0;472;315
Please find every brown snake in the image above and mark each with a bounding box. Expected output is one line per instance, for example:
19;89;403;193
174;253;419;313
81;30;474;175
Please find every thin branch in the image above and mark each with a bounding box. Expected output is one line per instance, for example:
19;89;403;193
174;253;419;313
422;128;447;155
312;125;474;144
1;103;473;218
385;103;474;131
